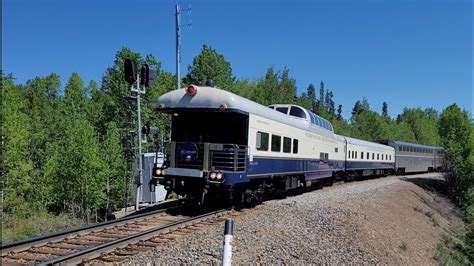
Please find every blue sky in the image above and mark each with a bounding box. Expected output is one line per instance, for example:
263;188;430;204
3;0;472;119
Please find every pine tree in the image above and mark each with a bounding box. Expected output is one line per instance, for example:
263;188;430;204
337;104;343;120
318;81;325;114
306;83;316;110
382;102;388;118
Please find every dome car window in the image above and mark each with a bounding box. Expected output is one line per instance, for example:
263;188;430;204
289;107;306;119
276;107;288;115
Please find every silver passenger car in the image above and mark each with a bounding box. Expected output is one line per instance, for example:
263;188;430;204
378;140;444;173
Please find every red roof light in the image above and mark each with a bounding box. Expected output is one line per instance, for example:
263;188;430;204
219;104;227;111
187;86;197;95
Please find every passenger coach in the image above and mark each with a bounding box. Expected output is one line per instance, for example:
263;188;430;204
151;85;395;205
378;140;444;173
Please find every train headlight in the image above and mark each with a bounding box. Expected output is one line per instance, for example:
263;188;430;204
216;173;223;180
155;169;162;176
210;172;217;179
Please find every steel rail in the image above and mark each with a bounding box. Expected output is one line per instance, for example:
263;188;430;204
1;199;185;256
40;208;231;265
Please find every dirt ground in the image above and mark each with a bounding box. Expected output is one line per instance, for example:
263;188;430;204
127;172;465;265
354;173;464;264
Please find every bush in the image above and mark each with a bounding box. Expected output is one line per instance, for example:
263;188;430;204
1;210;83;243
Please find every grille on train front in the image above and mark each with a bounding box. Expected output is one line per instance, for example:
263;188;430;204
174;142;247;172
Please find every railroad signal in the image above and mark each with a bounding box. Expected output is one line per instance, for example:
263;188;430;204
139;64;157;87
140;64;149;86
124;59;137;84
141;124;158;136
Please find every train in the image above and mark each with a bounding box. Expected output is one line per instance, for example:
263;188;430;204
150;84;444;206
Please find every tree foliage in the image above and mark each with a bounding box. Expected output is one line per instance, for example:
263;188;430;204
185;45;234;89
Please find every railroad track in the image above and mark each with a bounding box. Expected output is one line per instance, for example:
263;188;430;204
1;200;233;265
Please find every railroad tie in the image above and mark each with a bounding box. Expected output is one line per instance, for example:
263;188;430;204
100;255;127;262
30;247;73;256
113;249;139;256
47;242;86;250
8;252;50;262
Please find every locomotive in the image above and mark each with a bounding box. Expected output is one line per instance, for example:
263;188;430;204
150;85;443;205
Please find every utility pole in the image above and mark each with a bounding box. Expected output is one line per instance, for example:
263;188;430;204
175;3;191;90
175;4;180;90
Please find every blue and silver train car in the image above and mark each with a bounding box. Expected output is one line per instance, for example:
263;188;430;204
151;85;395;204
378;140;444;173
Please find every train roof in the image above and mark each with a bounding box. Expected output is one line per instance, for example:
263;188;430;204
157;85;335;137
340;135;395;151
386;140;443;150
268;104;333;131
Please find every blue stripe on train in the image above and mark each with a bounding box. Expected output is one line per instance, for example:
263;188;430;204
222;157;394;185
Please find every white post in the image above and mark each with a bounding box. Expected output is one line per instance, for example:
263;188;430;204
222;218;234;266
135;73;143;211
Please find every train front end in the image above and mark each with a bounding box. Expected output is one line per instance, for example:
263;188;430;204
151;85;249;204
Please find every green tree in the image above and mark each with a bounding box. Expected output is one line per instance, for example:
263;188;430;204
337;104;343;120
2;77;34;217
185;44;234;89
306;83;317;111
318;81;325;114
398;107;440;145
48;74;107;219
438;104;472;204
382;102;388;118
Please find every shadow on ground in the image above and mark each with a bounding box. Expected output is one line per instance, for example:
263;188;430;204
400;175;448;197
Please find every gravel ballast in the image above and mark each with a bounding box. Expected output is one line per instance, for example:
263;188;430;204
126;173;463;264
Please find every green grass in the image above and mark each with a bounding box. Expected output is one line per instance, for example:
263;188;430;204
436;234;472;266
399;242;408;252
1;211;84;244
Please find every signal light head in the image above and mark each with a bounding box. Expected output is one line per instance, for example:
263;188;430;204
187;86;197;95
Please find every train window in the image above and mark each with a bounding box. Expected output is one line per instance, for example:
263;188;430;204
372;153;374;160
271;135;281;152
256;132;269;151
309;112;316;124
268;106;275;109
293;139;299;154
283;137;292;153
290;107;306;119
385;154;388;160
316;116;322;126
367;152;369;159
398;146;402;151
355;151;357;159
361;152;364;159
377;154;379;160
320;152;329;163
335;147;338;153
276;107;289;115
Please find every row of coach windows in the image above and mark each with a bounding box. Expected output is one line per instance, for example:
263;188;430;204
348;150;391;161
398;146;433;154
256;131;298;154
